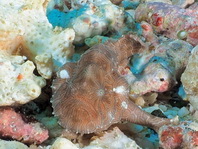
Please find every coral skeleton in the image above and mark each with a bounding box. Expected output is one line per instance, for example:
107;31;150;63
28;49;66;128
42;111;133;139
0;108;48;144
83;127;142;149
47;0;120;12
0;0;198;148
0;51;46;106
50;127;142;149
0;0;75;79
159;121;198;149
47;0;128;44
50;137;79;149
181;45;198;110
135;2;198;46
128;39;193;97
0;139;29;149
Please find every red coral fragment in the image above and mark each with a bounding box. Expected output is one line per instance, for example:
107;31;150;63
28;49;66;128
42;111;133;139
160;122;198;149
141;24;151;31
188;27;198;39
0;108;48;144
82;17;90;24
160;126;183;149
188;131;198;146
156;17;163;26
151;13;163;27
17;73;23;81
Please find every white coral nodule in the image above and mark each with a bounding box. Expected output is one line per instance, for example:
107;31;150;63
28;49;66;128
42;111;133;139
0;52;46;106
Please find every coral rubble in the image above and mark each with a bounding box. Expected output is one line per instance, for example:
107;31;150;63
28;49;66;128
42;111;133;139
0;51;46;106
135;2;198;46
50;137;79;149
128;39;193;98
0;0;75;79
49;127;142;149
181;45;198;110
0;139;29;149
83;127;142;149
0;108;48;144
0;0;198;148
159;121;198;149
47;0;128;44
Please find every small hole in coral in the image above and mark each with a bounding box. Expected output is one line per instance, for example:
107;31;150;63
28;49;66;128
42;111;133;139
160;78;164;81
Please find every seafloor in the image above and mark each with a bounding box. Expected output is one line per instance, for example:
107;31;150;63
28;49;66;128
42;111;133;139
0;0;198;149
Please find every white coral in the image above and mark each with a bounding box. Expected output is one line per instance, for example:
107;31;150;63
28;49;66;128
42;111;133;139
48;0;112;12
49;127;141;149
83;127;142;149
181;45;198;110
0;52;46;106
70;3;125;43
0;139;29;149
50;138;79;149
47;0;125;44
0;0;75;79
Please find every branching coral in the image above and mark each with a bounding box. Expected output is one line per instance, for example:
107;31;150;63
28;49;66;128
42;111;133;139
0;0;75;79
0;108;48;144
135;2;198;46
52;35;176;134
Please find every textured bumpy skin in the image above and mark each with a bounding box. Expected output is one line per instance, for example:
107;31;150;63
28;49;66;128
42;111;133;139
135;2;198;46
0;108;48;144
0;52;46;106
0;0;75;79
52;35;173;134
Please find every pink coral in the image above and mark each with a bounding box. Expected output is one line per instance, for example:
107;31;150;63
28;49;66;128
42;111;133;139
159;121;198;149
0;108;48;144
52;35;174;134
141;21;159;47
160;126;183;149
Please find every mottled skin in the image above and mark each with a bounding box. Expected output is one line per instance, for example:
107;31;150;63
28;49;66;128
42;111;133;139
52;35;173;134
135;2;198;46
